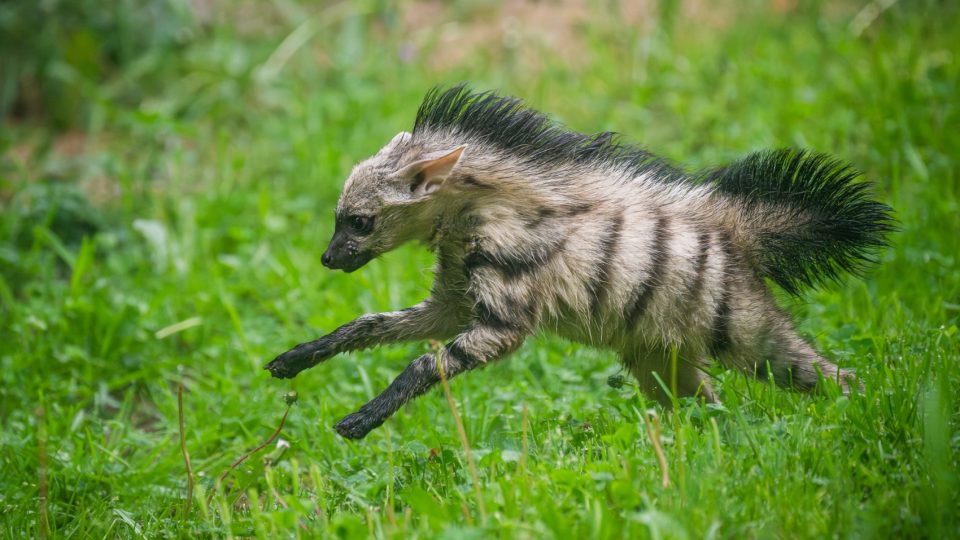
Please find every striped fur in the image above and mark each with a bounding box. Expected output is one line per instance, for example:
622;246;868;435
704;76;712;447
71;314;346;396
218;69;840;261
265;85;895;439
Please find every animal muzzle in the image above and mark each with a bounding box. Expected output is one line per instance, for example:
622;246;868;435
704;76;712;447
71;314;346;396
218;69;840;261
321;238;373;273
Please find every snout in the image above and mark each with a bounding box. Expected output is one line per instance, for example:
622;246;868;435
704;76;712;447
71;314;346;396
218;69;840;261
321;244;373;273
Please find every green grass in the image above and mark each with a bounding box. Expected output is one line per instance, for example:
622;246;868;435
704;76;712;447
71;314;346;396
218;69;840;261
2;1;958;538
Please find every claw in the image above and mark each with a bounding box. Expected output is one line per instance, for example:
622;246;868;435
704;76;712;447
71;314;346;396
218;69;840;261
263;351;306;379
264;340;332;379
263;356;298;379
334;412;379;440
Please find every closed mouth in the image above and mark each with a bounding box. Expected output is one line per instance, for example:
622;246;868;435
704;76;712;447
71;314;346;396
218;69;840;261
335;252;374;273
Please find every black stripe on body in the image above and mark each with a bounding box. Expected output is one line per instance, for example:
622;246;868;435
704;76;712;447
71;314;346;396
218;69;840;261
526;207;556;228
461;175;493;190
463;236;566;279
587;211;625;316
564;203;595;218
446;341;483;368
708;234;734;357
475;299;535;332
528;203;595;228
626;212;671;325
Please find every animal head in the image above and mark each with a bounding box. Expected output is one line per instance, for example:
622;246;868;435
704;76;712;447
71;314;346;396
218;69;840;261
322;131;468;272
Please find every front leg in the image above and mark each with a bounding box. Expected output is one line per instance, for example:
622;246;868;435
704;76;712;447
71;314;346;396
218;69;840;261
334;245;543;438
335;314;532;439
265;300;458;379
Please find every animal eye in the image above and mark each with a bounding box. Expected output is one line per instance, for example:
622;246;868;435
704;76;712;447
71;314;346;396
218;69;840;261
349;215;374;234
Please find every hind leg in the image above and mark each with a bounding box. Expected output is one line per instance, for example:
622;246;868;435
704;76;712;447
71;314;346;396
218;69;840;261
720;305;859;394
623;347;718;406
763;324;859;393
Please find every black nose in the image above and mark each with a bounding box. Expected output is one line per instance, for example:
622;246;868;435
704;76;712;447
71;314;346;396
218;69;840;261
321;252;332;267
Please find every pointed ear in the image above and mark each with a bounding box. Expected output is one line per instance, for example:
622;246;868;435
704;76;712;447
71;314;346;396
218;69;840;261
386;131;411;149
400;145;467;197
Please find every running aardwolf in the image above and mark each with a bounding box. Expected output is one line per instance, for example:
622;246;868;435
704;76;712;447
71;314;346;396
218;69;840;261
265;85;894;439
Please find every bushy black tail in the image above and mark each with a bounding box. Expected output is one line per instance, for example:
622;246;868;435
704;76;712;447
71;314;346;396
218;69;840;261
703;149;896;295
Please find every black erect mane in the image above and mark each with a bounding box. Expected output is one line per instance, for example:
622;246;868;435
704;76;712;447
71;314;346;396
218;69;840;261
412;84;684;181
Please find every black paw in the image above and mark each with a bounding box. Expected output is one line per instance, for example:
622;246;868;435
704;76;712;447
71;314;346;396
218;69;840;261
263;340;333;379
334;411;382;440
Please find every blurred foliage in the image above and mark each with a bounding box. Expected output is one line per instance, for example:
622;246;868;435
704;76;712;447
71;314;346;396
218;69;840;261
0;0;194;127
0;0;958;537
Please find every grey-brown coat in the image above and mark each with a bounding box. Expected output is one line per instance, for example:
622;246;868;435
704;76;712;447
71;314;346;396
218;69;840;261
266;86;894;439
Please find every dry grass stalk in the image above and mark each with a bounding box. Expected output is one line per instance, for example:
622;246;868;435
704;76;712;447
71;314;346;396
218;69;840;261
206;392;296;506
642;409;670;488
432;341;487;524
